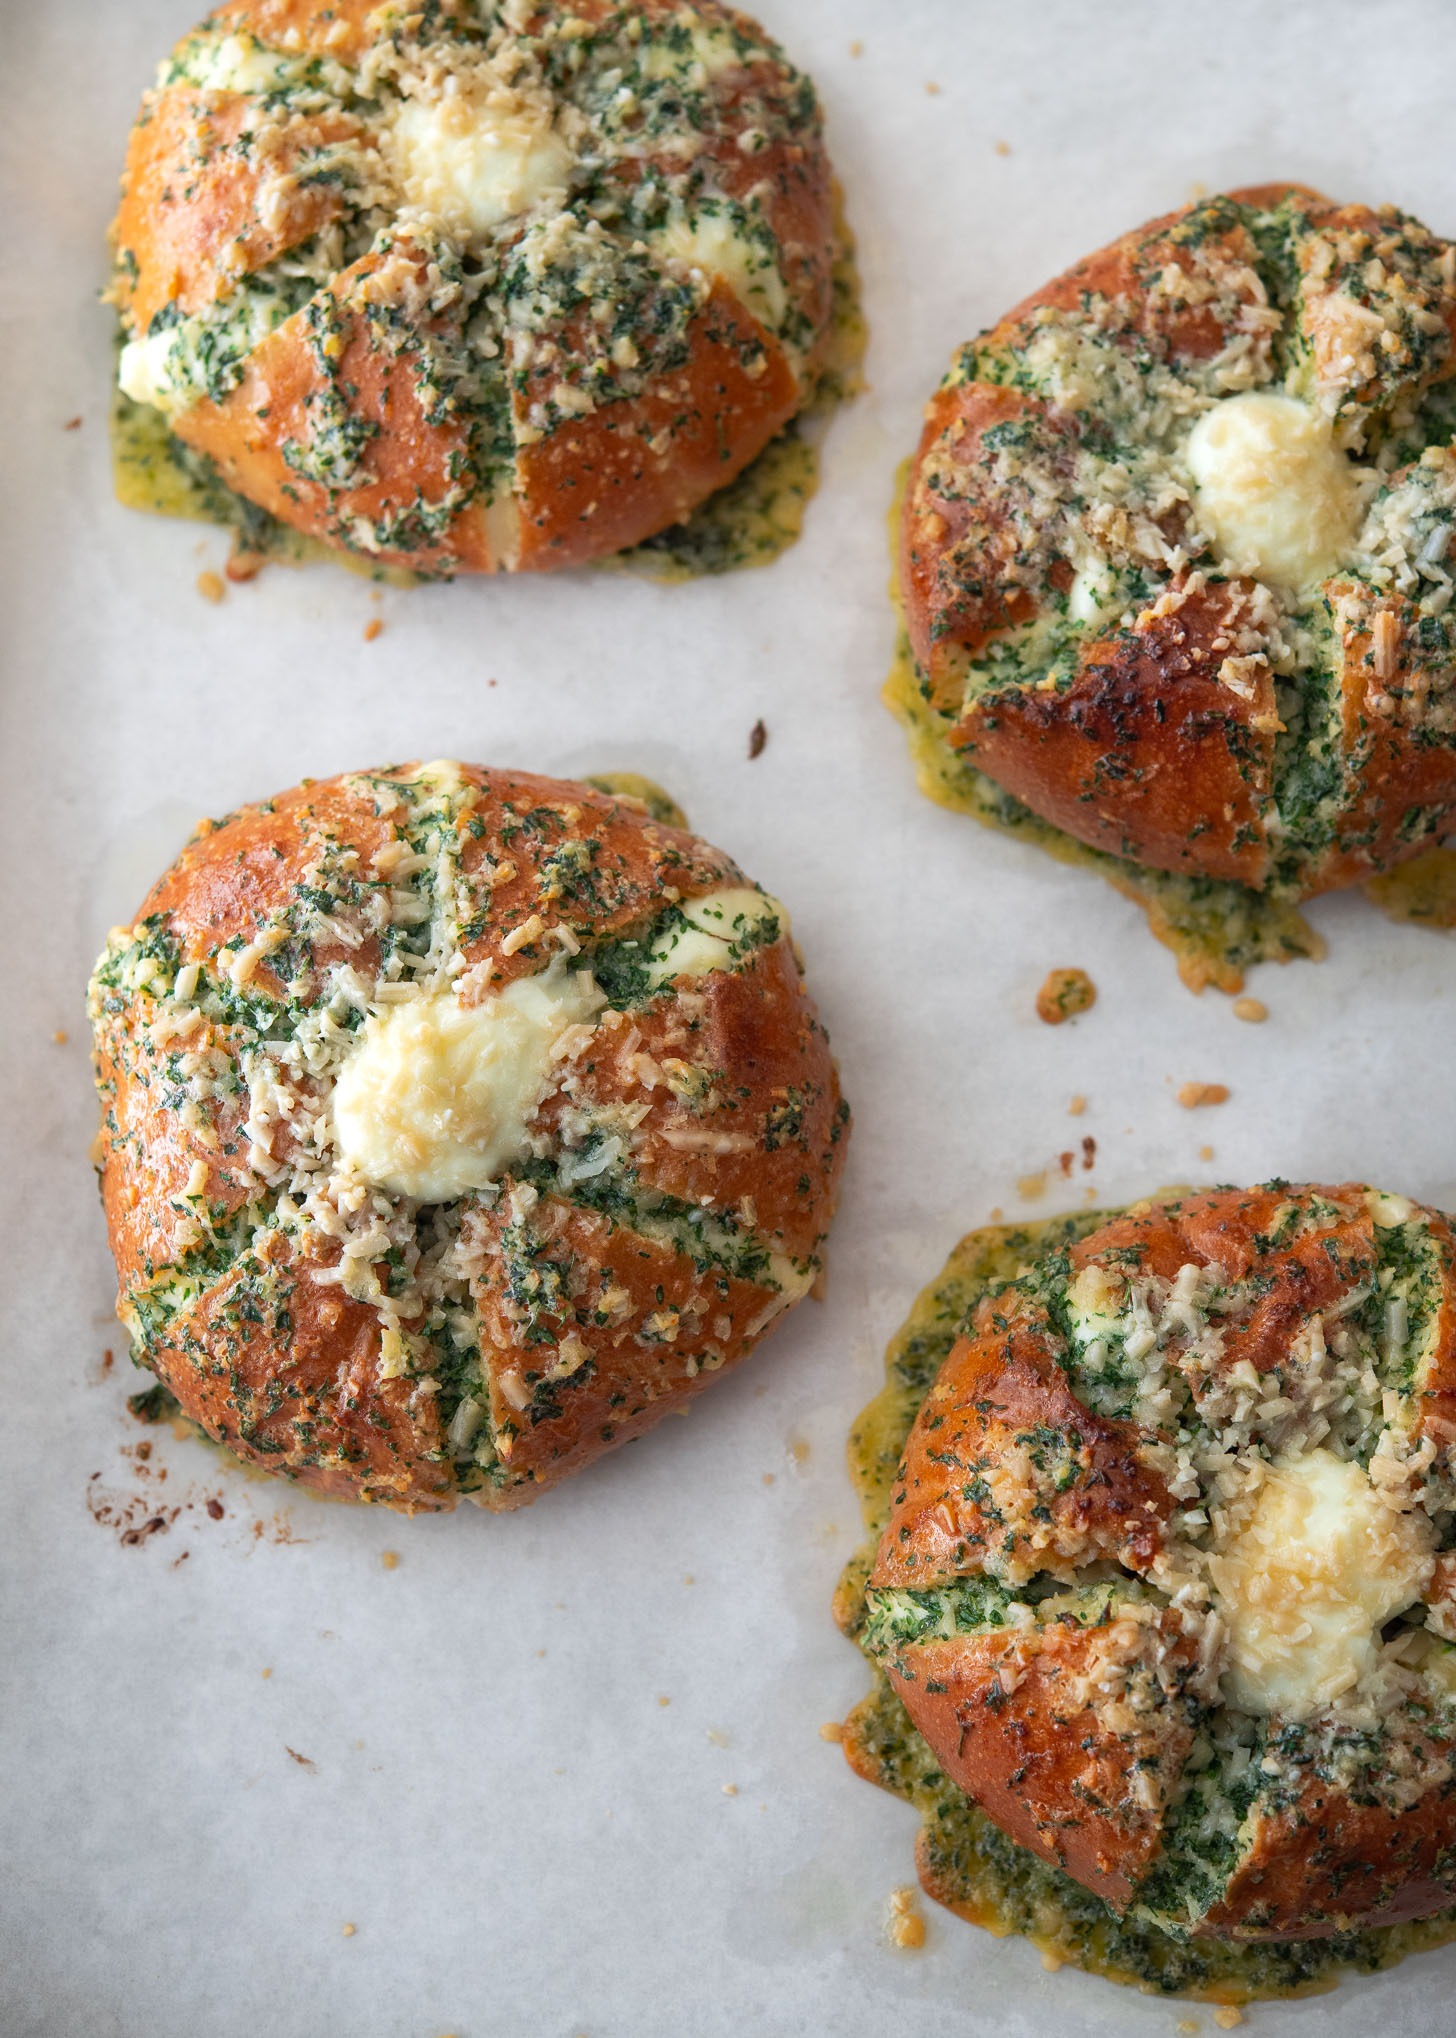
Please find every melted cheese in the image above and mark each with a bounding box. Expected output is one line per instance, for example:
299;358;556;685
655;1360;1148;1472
332;968;603;1202
648;211;789;348
1185;391;1360;590
387;75;573;243
644;887;783;989
1208;1448;1433;1718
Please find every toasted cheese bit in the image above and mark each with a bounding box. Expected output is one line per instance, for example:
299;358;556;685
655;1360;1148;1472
363;618;385;643
1176;1081;1230;1108
380;1549;399;1571
886;1886;926;1950
196;571;225;604
1231;997;1268;1022
1036;967;1096;1024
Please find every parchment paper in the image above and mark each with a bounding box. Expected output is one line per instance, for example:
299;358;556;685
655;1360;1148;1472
4;3;1456;2033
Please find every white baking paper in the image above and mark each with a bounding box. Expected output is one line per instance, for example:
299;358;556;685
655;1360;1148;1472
4;3;1456;2033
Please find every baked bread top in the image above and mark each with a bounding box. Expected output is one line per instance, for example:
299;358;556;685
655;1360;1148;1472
108;0;838;574
856;1183;1456;1942
88;763;849;1510
899;186;1456;899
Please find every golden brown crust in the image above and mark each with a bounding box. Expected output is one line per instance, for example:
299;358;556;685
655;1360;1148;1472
950;575;1281;884
1203;1761;1456;1939
884;1614;1199;1908
872;1312;1171;1590
468;1194;785;1502
899;184;1456;899
89;764;848;1512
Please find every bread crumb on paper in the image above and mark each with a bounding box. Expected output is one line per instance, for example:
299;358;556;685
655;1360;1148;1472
657;1695;671;1708
848;38;863;56
53;1028;69;1044
63;415;83;430
341;1922;356;1939
363;618;385;643
1214;2011;1244;2031
380;1549;399;1570
706;1726;729;1747
1067;1093;1086;1116
285;1746;316;1771
1199;1144;1216;1162
994;139;1012;157
924;81;941;95
886;1886;926;1950
722;1783;739;1796
748;717;767;759
1017;1171;1047;1201
1177;1081;1230;1109
1232;997;1268;1022
1036;967;1096;1024
196;570;225;604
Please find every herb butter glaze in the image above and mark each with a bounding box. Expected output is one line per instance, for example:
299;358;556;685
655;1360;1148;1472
835;1198;1456;1999
107;0;855;576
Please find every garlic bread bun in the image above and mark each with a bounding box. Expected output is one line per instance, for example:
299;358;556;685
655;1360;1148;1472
88;764;849;1510
844;1184;1456;1947
899;187;1456;899
109;1;839;574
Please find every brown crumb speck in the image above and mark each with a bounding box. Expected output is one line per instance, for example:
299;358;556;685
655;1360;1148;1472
1199;1144;1216;1162
1081;1136;1097;1171
1177;1081;1230;1109
63;415;83;430
52;1029;69;1045
380;1549;399;1570
102;1349;114;1372
657;1695;671;1708
261;1668;272;1679
748;717;767;759
721;1782;738;1796
762;1471;776;1486
1036;967;1096;1024
887;1886;926;1950
363;618;385;643
205;1498;225;1521
988;1205;1004;1221
924;81;941;95
1232;997;1268;1023
819;1720;845;1743
285;1747;316;1771
196;571;225;604
341;1922;356;1939
1067;1094;1086;1116
848;38;863;56
682;1573;694;1585
994;139;1012;156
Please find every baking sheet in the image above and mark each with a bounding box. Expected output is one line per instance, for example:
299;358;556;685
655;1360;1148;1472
4;2;1456;2033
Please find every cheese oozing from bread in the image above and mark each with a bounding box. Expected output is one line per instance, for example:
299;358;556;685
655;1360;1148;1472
643;887;783;988
1208;1447;1433;1718
387;72;573;243
332;967;603;1202
1185;391;1360;591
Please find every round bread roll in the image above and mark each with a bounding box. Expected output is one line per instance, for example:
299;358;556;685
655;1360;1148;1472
108;0;838;574
87;763;849;1510
899;186;1456;898
859;1183;1456;1941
